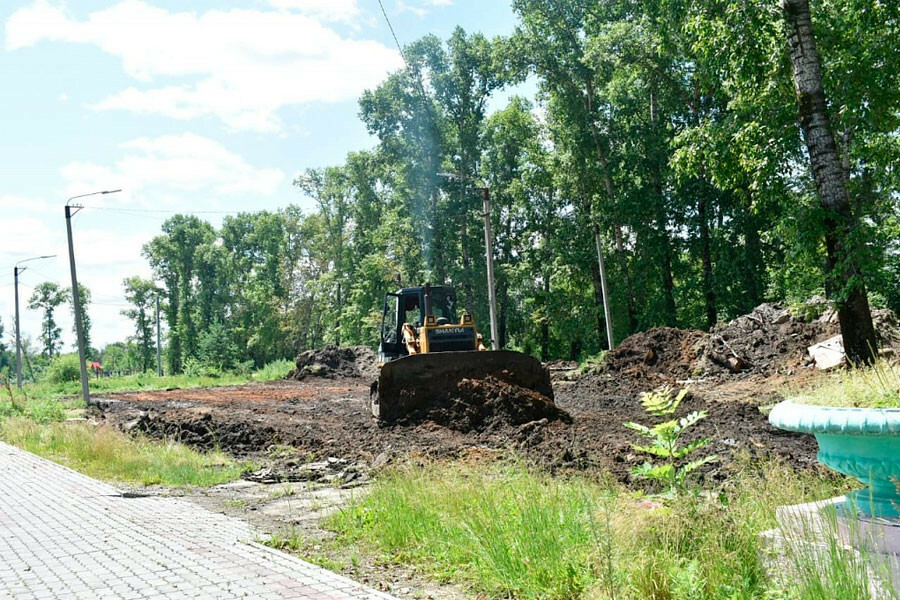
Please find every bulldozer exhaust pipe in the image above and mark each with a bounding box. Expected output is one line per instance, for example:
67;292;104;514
423;282;432;318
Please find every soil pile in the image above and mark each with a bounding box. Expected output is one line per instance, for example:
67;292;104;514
406;376;570;433
701;303;832;376
602;327;707;381
288;345;377;380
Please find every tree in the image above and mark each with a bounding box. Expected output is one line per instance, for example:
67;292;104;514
143;215;216;372
782;0;877;363
122;276;158;372
28;282;67;357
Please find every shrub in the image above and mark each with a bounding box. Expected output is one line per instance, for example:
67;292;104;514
47;354;81;384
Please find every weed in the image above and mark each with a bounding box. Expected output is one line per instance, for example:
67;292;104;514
624;386;717;493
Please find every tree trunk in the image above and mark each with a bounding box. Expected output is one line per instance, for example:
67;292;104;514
698;190;717;329
650;86;678;328
741;200;765;309
783;0;877;364
541;273;550;362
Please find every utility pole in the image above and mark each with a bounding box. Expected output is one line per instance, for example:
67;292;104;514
482;187;500;350
593;225;615;350
13;255;56;389
14;267;22;389
156;294;162;376
65;189;121;407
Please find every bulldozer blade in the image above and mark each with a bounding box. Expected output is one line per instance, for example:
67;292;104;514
371;350;553;423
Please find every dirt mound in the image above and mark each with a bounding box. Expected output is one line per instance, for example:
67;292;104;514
288;345;377;380
398;376;570;434
701;303;832;376
124;409;277;454
600;327;707;381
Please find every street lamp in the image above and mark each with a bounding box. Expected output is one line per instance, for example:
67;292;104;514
66;189;121;407
436;172;501;351
13;255;57;389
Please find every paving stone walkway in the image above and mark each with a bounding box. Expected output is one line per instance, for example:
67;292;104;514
0;442;397;600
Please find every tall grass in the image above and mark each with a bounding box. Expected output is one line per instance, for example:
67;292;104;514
792;360;900;408
1;418;248;487
324;458;871;600
252;359;295;381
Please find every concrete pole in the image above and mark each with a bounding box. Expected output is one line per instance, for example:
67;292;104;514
65;204;91;408
482;188;501;351
156;294;162;376
593;225;615;350
14;267;22;389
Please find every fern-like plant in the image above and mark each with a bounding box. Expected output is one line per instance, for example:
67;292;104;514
624;386;717;493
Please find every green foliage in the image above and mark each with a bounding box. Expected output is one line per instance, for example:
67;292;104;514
124;0;899;364
46;353;81;384
624;387;717;492
196;321;239;372
121;276;159;372
28;282;68;357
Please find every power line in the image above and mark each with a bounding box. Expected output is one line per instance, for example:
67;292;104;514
377;0;408;63
83;205;245;215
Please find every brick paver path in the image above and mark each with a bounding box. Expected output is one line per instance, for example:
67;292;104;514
0;442;397;599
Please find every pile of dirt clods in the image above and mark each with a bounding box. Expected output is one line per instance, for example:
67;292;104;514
288;345;378;380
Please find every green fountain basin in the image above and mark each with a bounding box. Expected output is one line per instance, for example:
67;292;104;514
769;400;900;519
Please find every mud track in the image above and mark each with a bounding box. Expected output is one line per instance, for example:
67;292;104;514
97;372;817;484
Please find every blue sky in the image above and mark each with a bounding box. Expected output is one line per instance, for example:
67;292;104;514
0;0;528;350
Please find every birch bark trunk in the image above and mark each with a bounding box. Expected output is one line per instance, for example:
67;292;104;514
783;0;876;363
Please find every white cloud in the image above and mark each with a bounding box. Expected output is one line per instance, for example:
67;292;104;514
0;195;48;212
60;133;285;199
267;0;360;23
396;0;452;18
5;1;402;132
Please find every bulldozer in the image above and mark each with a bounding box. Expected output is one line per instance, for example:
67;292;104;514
369;283;554;422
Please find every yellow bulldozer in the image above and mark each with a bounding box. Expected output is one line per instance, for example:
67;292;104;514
369;283;554;422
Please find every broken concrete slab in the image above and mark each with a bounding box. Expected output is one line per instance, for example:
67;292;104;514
808;334;845;370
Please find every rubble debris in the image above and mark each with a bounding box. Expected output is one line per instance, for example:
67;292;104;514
243;457;369;486
288;345;378;380
702;303;833;377
808;335;846;370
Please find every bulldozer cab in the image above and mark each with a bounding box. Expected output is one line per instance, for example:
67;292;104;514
378;285;472;363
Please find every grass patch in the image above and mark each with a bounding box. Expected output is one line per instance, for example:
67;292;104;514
574;351;608;377
792;360;900;408
1;418;248;487
253;359;295;382
322;458;863;600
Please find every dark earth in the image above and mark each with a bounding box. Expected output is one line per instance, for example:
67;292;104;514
91;302;879;486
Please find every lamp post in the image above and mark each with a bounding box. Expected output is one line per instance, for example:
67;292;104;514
13;255;57;389
437;172;500;350
66;189;121;407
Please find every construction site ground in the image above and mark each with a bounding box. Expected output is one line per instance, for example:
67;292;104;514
94;303;900;598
